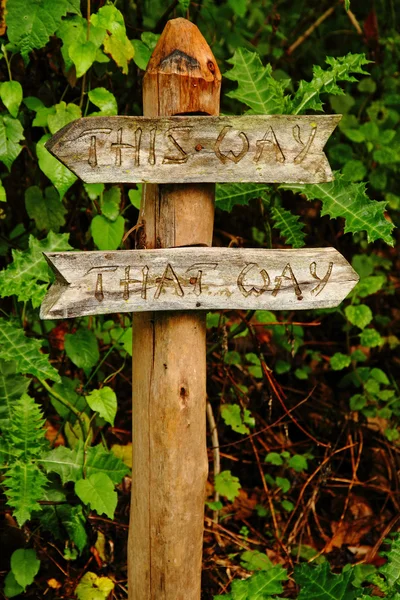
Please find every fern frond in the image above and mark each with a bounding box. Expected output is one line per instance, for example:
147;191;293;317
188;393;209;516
271;206;306;248
4;462;48;526
6;393;47;459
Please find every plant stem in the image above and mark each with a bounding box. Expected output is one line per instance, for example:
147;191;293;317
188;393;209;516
39;378;87;440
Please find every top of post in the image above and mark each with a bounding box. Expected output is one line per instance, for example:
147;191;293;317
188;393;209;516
143;18;221;117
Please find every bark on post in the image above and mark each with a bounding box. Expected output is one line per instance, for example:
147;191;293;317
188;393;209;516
128;18;221;600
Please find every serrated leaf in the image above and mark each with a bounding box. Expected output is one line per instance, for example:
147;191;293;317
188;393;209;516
225;48;290;114
25;185;67;232
360;328;383;348
330;352;351;371
37;134;77;198
91;214;124;250
69;40;97;77
345;304;373;329
10;548;40;590
215;470;241;501
271;206;306;248
0;231;72;306
64;328;99;370
75;572;115;600
0;81;23;117
281;173;394;246
290;53;371;114
0;320;60;381
0;114;24;170
295;562;358;600
221;404;254;435
380;537;400;587
5;393;47;458
0;359;30;427
75;472;117;519
86;387;117;425
88;88;118;116
4;462;48;525
91;5;134;74
247;566;287;597
216;183;271;212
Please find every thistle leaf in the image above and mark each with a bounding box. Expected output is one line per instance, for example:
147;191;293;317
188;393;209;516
225;48;290;114
216;183;271;212
270;206;306;248
380;537;400;587
4;462;48;525
6;393;47;459
280;174;394;245
295;562;358;600
0;359;30;427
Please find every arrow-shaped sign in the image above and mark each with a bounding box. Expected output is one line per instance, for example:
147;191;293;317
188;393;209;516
40;247;359;319
45;114;341;184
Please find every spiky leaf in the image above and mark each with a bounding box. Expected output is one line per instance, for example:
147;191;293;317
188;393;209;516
0;360;30;427
6;393;47;458
4;462;48;525
380;537;400;587
271;206;306;248
0;321;60;382
295;562;358;600
280;174;394;245
216;183;271;212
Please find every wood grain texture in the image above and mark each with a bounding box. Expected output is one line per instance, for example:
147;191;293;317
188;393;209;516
129;18;221;600
40;247;359;319
45;114;340;184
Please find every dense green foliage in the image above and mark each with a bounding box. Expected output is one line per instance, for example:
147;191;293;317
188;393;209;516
0;0;399;597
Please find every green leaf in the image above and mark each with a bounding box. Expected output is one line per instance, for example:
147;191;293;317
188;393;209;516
4;462;48;525
216;183;271;212
0;320;60;381
75;572;115;600
288;454;308;472
4;571;24;597
132;39;152;70
225;48;290;114
276;476;291;493
56;504;88;553
349;394;366;410
342;159;367;182
84;182;105;200
330;352;351;371
86;387;117;426
5;393;46;459
265;452;284;466
290;53;370;114
215;470;241;502
0;231;71;306
380;537;400;587
47;101;81;135
37;134;77;198
10;548;40;591
360;328;383;348
25;185;67;232
101;186;121;221
75;472;117;519
91;5;134;74
64;328;100;370
128;186;141;209
240;550;272;572
345;304;373;329
295;562;358;600
0;359;30;427
281;173;394;246
228;0;247;17
271;206;306;248
0;114;24;170
0;81;23;117
50;377;88;423
246;566;287;597
69;40;97;77
370;368;390;385
6;0;80;61
88;88;118;116
91;214;124;250
356;275;386;298
221;404;254;435
0;180;6;202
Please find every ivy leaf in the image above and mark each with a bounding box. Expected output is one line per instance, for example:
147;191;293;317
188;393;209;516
69;40;97;77
86;387;117;425
215;470;241;502
0;359;30;427
88;88;118;116
290;53;371;114
345;305;373;329
221;404;255;435
0;231;72;306
64;328;100;370
6;0;80;61
91;214;125;250
0;81;23;117
25;185;67;232
216;183;271;212
10;548;40;591
37;134;77;198
0;320;60;382
225;48;290;114
295;562;358;600
75;472;118;519
271;206;306;248
4;462;48;525
0;114;24;170
91;5;134;74
75;572;115;600
47;101;81;135
280;173;394;246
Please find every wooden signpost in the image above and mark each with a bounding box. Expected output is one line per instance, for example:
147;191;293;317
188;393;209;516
40;17;358;600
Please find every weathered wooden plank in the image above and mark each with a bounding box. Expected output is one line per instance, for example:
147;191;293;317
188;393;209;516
40;247;359;319
45;114;340;184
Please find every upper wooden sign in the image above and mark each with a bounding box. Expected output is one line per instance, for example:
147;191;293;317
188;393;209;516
46;115;341;184
40;247;358;319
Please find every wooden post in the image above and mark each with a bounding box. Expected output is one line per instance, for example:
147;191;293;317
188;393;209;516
128;18;221;600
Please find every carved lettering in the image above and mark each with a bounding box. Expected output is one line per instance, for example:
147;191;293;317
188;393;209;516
215;126;249;164
185;263;218;296
149;128;156;165
154;263;184;299
237;263;270;297
293;124;317;164
163;126;192;164
95;273;104;302
120;266;148;300
310;261;333;296
272;264;303;300
74;128;112;168
254;127;285;163
111;128;134;167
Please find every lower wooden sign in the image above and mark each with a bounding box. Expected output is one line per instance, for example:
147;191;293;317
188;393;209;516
40;247;359;319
